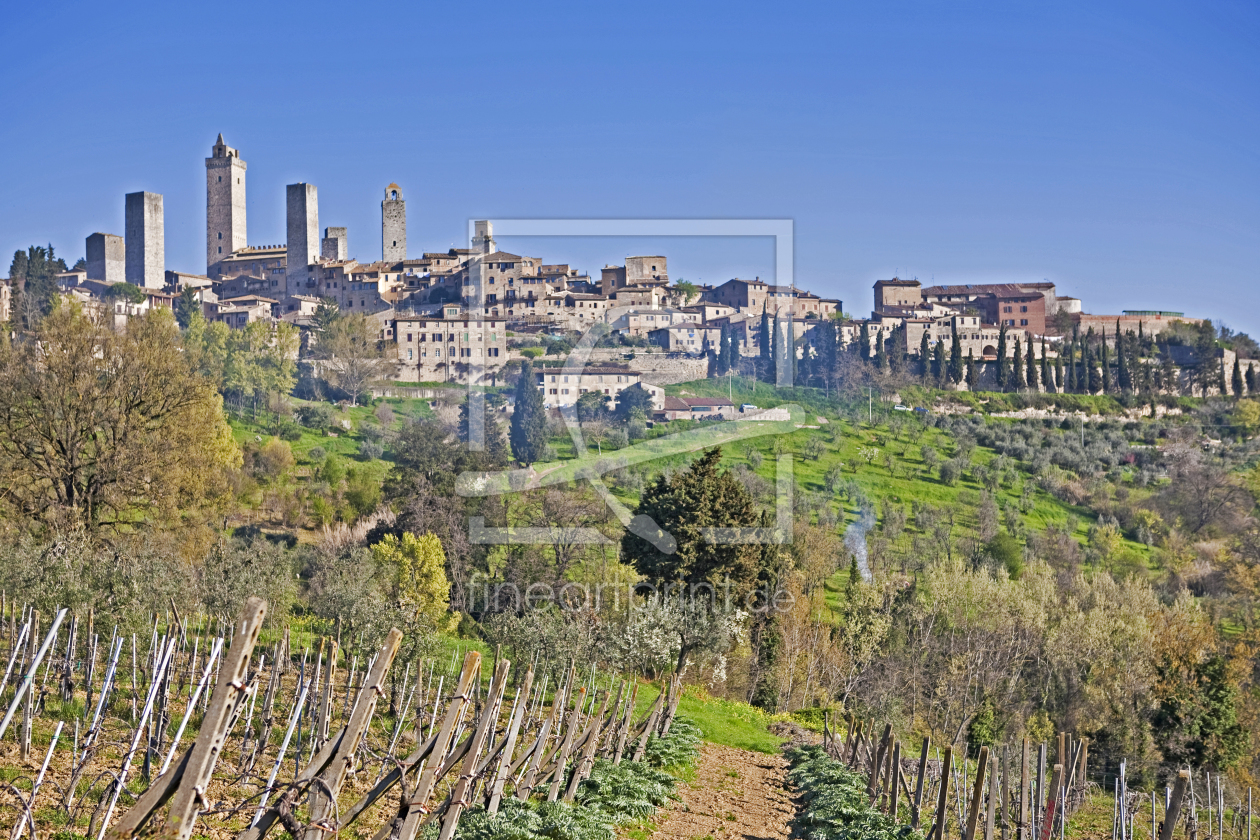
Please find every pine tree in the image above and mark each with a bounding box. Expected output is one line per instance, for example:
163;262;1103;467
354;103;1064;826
1025;333;1038;391
509;359;548;465
965;350;977;391
920;329;931;382
996;324;1009;390
1232;356;1243;398
949;321;963;383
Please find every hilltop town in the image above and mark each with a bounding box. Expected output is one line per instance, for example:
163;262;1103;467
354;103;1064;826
6;133;1252;414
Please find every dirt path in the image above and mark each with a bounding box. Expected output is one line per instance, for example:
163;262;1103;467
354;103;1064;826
651;743;795;840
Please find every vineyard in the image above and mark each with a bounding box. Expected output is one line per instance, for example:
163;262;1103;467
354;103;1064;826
0;597;699;840
798;714;1256;840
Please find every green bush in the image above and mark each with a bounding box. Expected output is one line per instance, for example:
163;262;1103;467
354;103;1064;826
520;347;544;358
297;404;335;430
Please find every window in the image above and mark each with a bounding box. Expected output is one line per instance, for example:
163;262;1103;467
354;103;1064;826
549;388;558;395
406;333;412;342
1020;319;1028;326
1020;305;1028;313
407;349;413;360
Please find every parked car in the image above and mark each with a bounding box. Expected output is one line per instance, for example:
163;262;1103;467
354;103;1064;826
893;404;910;411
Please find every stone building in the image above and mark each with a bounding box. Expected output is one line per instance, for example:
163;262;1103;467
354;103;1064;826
391;304;508;383
321;227;348;261
703;278;796;314
125;191;164;289
600;256;668;294
285;183;319;302
206;134;247;278
535;366;643;409
382;184;406;262
86;233;125;283
649;324;722;353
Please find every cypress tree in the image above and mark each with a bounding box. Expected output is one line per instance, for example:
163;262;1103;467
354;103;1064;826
933;340;946;387
996;324;1009;390
949;321;963;383
1026;333;1038;391
1219;360;1228;397
1040;337;1051;392
874;328;887;372
1232;356;1243;398
788;319;797;385
890;324;906;373
1100;329;1111;393
920;329;931;382
1013;337;1025;389
1054;346;1064;393
771;316;782;380
858;322;871;362
510;359;548;465
1066;338;1076;392
1160;343;1178;395
965;349;977;391
1247;364;1256;396
1117;330;1132;392
759;302;771;365
1087;344;1102;393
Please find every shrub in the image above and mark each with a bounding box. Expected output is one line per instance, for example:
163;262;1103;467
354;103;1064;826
307;446;326;462
344;467;382;515
360;424;384;443
938;458;961;486
297;404;335;430
787;745;924;840
278;422;303;442
520;347;543;358
255;438;295;481
359;440;385;460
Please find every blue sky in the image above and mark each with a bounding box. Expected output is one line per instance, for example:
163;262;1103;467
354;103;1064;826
2;1;1258;330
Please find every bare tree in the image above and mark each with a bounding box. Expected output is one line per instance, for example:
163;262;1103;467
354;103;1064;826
316;313;392;405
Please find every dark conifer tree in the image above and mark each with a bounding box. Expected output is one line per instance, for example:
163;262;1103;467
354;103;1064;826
920;329;931;382
933;339;946;387
759;302;771;366
1026;333;1038;391
996;324;1009;390
949;321;963;383
1246;364;1256;396
509;359;548;465
1054;346;1064;394
1232;356;1243;398
858;322;871;362
965;350;977;391
1013;336;1025;389
1100;329;1111;393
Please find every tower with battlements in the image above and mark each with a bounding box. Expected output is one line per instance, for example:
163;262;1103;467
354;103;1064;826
206;134;247;278
382;184;406;262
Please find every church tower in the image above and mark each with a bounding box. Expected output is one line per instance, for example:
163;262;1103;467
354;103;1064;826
206;133;247;278
382;183;406;262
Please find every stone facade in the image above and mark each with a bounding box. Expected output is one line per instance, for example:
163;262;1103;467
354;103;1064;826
86;233;124;283
391;305;508;383
125;191;164;289
321;227;348;261
382;184;406;262
285;183;319;302
205;134;247;278
536;366;642;408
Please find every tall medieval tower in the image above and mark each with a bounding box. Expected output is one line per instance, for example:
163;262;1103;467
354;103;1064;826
206;134;247;277
382;183;406;262
286;183;319;301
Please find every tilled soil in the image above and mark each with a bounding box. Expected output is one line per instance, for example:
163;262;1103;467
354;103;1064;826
650;743;795;840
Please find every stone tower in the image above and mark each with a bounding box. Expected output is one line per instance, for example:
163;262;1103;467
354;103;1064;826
286;183;319;301
382;184;406;262
125;191;164;289
206;134;247;278
472;220;496;255
321;227;348;261
86;233;125;283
